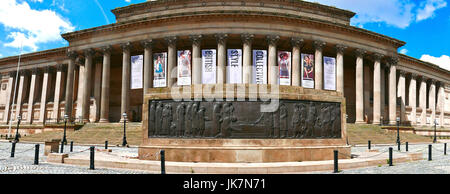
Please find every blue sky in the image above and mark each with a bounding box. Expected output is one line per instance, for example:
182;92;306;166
0;0;448;71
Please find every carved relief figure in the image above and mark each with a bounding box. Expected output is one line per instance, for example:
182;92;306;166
331;104;341;138
148;101;156;137
155;101;163;136
176;103;185;137
185;102;193;137
291;104;301;138
211;103;223;137
298;103;307;138
219;102;237;138
254;102;274;138
197;106;206;137
279;103;288;138
305;102;316;138
191;102;199;137
161;104;172;135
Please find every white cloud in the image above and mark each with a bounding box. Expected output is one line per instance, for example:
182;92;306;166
420;54;450;71
0;0;74;51
400;48;408;54
29;0;43;3
416;0;447;21
306;0;447;28
125;0;131;2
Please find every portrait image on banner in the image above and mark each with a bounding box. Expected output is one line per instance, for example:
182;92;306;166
227;49;242;84
202;49;217;84
278;51;291;86
323;56;336;91
301;54;315;88
177;50;192;86
153;52;167;88
252;50;267;84
131;55;143;89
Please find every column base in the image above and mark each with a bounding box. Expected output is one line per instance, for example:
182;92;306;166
82;119;90;123
389;121;396;125
99;119;109;123
372;121;380;125
354;121;366;124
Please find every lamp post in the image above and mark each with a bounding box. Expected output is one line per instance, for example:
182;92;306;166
62;114;69;145
14;115;22;142
122;113;128;147
380;116;384;126
433;119;437;143
396;116;400;147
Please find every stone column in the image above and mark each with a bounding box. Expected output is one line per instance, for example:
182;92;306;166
313;41;326;90
372;53;383;125
15;70;29;120
266;35;279;85
120;42;132;122
93;62;102;122
388;58;399;125
39;67;52;123
99;46;111;123
215;34;228;84
438;83;445;126
409;73;417;125
398;70;406;123
142;41;153;95
242;34;255;84
26;68;39;124
64;52;77;121
381;65;387;122
3;72;15;123
291;38;303;86
354;49;366;124
165;36;177;87
429;79;436;126
191;35;202;84
419;77;427;126
336;45;347;93
76;62;84;119
82;49;95;123
52;64;65;122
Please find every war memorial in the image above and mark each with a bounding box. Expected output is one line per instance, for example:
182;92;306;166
0;0;449;164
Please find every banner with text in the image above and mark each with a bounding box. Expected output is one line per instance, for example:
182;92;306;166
278;51;291;86
131;55;143;89
323;56;336;91
177;50;192;86
153;52;167;88
227;49;242;84
202;49;217;84
252;50;267;84
301;54;315;88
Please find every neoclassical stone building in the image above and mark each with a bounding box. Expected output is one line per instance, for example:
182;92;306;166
0;0;449;129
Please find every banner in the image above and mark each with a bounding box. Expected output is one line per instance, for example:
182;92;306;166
278;51;291;86
227;49;242;84
323;56;336;91
301;54;315;88
202;49;217;84
252;50;267;84
153;52;167;88
177;50;192;86
131;55;143;89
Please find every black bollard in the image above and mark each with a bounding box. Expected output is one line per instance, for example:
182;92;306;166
34;144;39;165
368;140;371;150
60;141;64;153
406;142;408;152
161;149;166;174
398;142;401;151
428;144;432;161
70;141;73;152
10;142;16;158
333;150;339;173
389;147;393;166
445;143;447;155
90;146;95;170
105;140;108;150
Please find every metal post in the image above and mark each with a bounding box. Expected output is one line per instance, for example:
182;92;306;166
34;144;39;165
433;120;437;143
14;116;22;142
368;140;371;150
398;141;401;151
428;144;432;161
90;146;95;170
396;116;400;147
70;141;73;152
60;141;64;153
10;142;16;157
333;150;339;173
389;147;393;166
62;115;68;145
161;149;166;174
122;113;128;147
445;143;447;155
105;140;108;149
406;142;408;152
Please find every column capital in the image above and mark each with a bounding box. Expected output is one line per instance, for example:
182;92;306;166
56;64;67;72
67;51;78;60
101;45;112;54
43;66;55;73
372;53;384;61
290;37;304;47
120;42;133;52
19;69;31;76
241;33;254;45
84;48;95;57
214;33;228;44
335;44;347;54
354;48;366;57
313;40;326;51
75;57;85;66
31;68;41;75
398;70;406;76
164;36;177;46
265;35;279;46
141;40;153;49
189;35;203;46
8;71;17;77
429;79;437;85
410;73;418;79
387;56;399;66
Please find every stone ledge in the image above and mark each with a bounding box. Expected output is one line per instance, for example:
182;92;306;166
47;153;69;163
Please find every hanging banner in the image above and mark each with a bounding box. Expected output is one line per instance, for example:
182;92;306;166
153;52;167;88
323;56;336;91
301;54;315;88
278;51;291;86
252;50;267;84
131;55;143;89
227;49;242;84
177;50;192;86
202;49;217;84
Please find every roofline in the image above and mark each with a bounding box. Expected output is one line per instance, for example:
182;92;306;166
0;47;67;65
399;53;450;75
